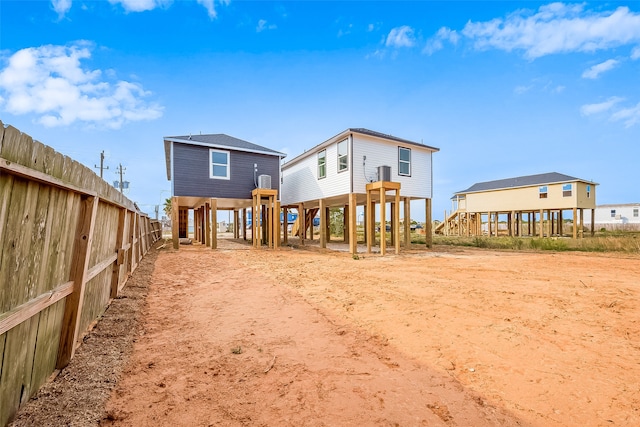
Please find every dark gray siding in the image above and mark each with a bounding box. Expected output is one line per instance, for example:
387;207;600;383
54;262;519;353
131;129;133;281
173;142;280;198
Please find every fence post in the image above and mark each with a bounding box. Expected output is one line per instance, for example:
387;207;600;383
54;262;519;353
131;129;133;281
56;195;99;369
110;207;127;299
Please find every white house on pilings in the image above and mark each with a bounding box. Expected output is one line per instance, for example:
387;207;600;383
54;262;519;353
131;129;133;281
281;128;439;255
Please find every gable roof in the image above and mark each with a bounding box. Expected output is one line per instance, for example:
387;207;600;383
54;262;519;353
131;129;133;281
283;127;439;169
455;172;597;195
164;134;286;180
348;128;440;151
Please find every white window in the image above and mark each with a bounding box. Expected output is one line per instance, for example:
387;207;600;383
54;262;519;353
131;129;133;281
209;149;230;180
539;186;548;199
398;147;411;176
610;209;616;218
337;139;348;172
634;208;639;217
586;184;591;198
562;183;572;197
318;150;326;179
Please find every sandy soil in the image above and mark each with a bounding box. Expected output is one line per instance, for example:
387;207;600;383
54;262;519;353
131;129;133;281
12;239;640;426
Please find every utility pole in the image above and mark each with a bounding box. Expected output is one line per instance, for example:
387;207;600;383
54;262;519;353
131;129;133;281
94;150;109;178
117;163;126;194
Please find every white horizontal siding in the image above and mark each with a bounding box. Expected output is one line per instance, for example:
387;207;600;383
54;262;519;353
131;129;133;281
352;134;433;198
281;141;350;205
591;205;640;224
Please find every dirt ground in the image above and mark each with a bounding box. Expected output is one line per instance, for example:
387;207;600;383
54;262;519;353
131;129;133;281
12;239;640;426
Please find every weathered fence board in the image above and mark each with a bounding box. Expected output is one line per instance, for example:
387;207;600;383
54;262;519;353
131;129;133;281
0;120;161;426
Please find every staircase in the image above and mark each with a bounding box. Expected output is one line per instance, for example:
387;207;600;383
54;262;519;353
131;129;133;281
435;209;460;235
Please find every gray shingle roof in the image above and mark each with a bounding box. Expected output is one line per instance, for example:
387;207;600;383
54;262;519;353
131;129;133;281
165;134;285;156
456;172;596;194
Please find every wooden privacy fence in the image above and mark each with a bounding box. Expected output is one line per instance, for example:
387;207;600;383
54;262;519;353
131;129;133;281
0;121;162;426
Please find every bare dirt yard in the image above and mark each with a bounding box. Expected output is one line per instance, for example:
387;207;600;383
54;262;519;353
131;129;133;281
12;239;640;426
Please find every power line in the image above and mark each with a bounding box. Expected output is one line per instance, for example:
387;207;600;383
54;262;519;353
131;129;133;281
94;150;109;179
115;164;128;194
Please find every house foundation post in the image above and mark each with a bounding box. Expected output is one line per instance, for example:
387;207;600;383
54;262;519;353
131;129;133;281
425;198;432;248
171;196;179;249
242;208;247;241
325;204;331;244
210;199;217;249
394;187;400;254
343;205;349;243
319;198;327;249
283;206;289;245
404;198;411;248
205;203;211;247
349;193;358;255
366;190;373;253
379;187;386;256
298;203;305;246
274;200;281;248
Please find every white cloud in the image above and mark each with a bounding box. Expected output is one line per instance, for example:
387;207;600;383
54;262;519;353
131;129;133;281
51;0;72;19
582;59;620;79
54;0;228;18
581;96;640;127
610;103;640;127
0;43;163;129
256;19;277;33
197;0;230;19
385;26;416;48
337;23;353;38
514;85;533;95
108;0;170;13
631;46;640;60
424;27;459;54
580;96;623;116
459;3;640;59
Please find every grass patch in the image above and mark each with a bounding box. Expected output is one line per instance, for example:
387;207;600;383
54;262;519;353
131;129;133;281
433;233;640;253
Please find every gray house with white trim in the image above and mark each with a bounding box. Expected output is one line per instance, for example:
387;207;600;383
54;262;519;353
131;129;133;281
164;134;285;202
164;133;286;243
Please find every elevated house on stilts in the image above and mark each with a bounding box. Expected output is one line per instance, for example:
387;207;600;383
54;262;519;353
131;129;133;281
437;172;598;239
280;128;439;255
164;134;286;249
164;128;439;256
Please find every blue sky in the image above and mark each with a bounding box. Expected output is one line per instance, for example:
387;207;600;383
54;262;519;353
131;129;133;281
1;1;639;221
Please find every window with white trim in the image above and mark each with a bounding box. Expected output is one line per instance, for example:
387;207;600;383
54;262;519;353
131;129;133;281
398;147;411;176
318;150;326;179
539;186;548;199
337;139;348;172
586;184;591;198
562;183;572;197
209;149;230;179
611;209;616;218
633;208;639;217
